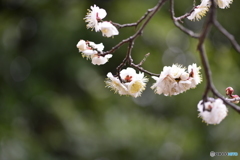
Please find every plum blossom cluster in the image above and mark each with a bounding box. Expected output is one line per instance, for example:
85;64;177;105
105;68;148;98
151;64;202;96
84;4;119;37
197;86;240;125
76;40;112;65
76;2;240;127
76;5;119;65
105;64;202;97
197;98;228;124
188;0;233;21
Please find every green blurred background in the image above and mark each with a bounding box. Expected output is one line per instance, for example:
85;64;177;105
1;0;240;160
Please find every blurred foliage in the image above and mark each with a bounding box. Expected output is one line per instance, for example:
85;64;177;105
0;0;240;160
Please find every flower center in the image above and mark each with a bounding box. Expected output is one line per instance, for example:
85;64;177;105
175;77;181;83
204;105;212;112
96;13;101;21
124;75;132;82
189;69;194;77
129;81;144;94
101;28;109;34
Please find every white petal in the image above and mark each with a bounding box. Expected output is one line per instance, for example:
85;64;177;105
106;72;129;95
188;63;202;88
76;40;87;52
88;42;104;52
98;8;107;19
82;50;97;56
99;22;119;37
216;0;233;9
188;0;210;21
120;67;137;80
91;54;112;65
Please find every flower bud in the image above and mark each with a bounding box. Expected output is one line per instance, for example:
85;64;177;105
226;87;234;97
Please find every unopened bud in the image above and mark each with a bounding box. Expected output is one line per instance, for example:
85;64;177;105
226;87;234;97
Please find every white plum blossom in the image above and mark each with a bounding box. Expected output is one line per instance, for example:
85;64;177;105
197;98;228;125
151;64;190;96
76;40;104;57
84;5;119;37
188;0;233;21
91;54;113;65
105;68;148;97
106;72;129;96
76;39;111;65
84;4;107;31
99;21;119;37
151;64;202;96
188;0;210;21
215;0;233;9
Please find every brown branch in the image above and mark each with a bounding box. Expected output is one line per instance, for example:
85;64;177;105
130;63;160;77
137;52;150;66
116;41;134;82
226;97;240;103
213;19;240;53
129;53;160;76
103;0;168;78
211;87;240;113
170;0;199;38
112;7;156;29
195;0;240;113
103;0;168;56
174;7;195;22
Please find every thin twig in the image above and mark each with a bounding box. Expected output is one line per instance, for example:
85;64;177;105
197;0;215;100
174;7;195;21
131;63;160;77
112;7;156;29
137;53;150;66
103;0;167;78
130;53;159;76
212;87;240;113
103;0;167;56
213;19;240;53
170;0;199;38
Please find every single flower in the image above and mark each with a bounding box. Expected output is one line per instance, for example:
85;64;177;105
151;64;192;96
197;98;228;125
188;0;210;21
215;0;233;9
99;21;119;38
76;40;104;58
105;72;129;96
105;68;148;97
76;40;110;65
84;4;107;31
